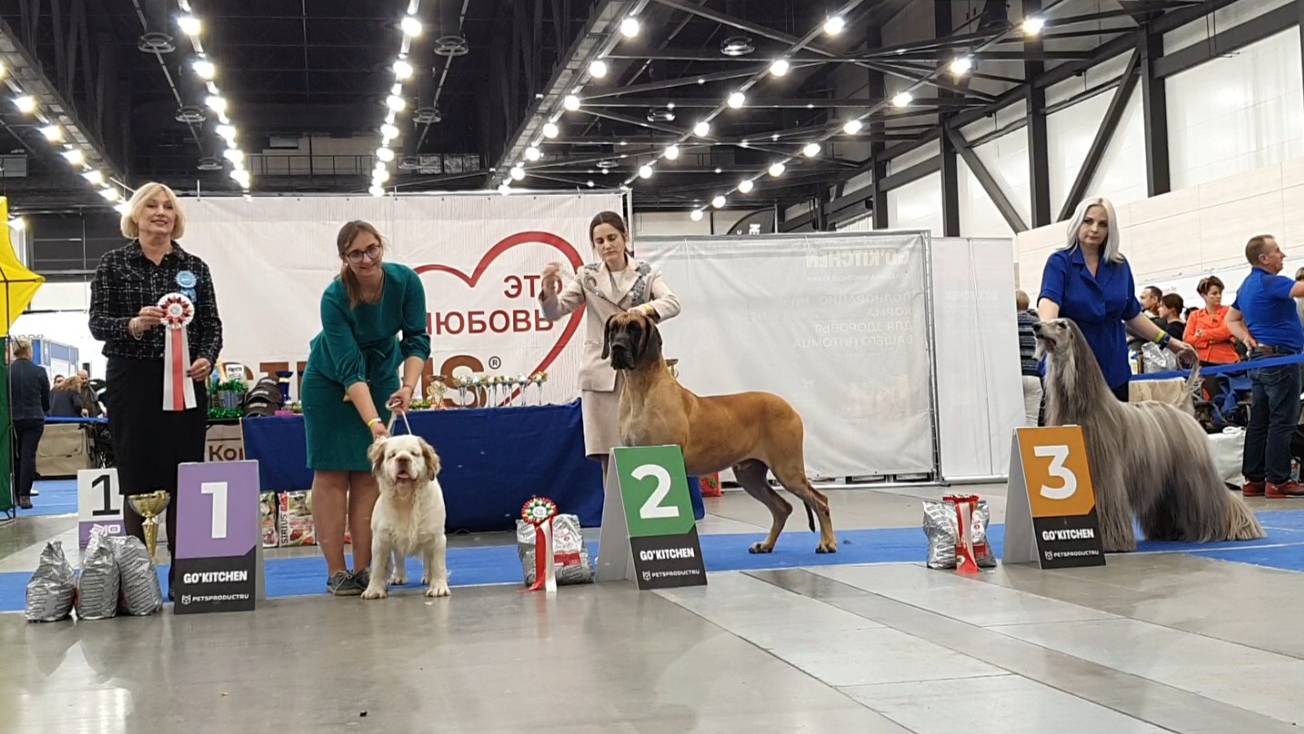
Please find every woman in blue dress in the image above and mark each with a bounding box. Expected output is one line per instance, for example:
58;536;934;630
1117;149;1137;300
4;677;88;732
1038;197;1194;401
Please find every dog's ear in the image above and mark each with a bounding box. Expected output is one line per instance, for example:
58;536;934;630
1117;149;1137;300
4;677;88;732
601;313;618;360
642;317;662;362
420;438;441;481
368;438;387;475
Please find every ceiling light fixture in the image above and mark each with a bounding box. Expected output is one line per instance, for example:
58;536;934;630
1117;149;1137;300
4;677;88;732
823;15;846;35
769;58;790;77
589;60;608;78
802;142;821;157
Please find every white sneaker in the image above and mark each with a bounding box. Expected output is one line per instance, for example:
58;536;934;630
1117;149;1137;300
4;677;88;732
30;488;39;496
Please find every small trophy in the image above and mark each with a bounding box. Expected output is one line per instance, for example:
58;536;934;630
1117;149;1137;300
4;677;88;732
128;491;171;561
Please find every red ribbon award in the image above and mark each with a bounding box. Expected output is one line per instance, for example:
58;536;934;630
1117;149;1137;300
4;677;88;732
949;494;981;575
159;292;197;411
521;496;559;592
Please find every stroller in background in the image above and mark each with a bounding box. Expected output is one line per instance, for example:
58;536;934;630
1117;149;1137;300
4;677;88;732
1194;372;1252;433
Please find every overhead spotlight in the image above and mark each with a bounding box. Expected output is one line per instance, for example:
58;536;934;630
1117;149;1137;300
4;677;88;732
386;94;406;112
98;187;121;202
525;146;542;162
823;15;846;35
620;17;640;38
40;125;63;142
738;179;754;194
720;36;755;57
802;142;821;157
370;185;385;197
62;149;85;165
586;180;595;188
949;55;974;76
714;167;722;174
8;217;25;231
191;59;216;80
843;119;863;135
510;165;525;181
0;62;7;79
205;95;227;114
223;148;245;164
81;169;104;185
564;94;581;111
373;169;391;184
712;195;726;209
177;14;202;36
401;15;423;37
693;121;711;137
638;164;653;179
769;58;790;77
689;209;704;222
892;91;914;108
727;91;746;109
393;59;414;80
664;144;680;160
542;122;559;138
385;110;397;125
381;123;399;141
497;183;512;196
768;162;786;177
589;60;608;78
113;202;129;214
217;124;238;142
14;96;36;113
231;169;251;186
377;148;395;162
1022;16;1045;36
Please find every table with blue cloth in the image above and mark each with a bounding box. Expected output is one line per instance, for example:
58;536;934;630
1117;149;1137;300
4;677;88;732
241;400;705;532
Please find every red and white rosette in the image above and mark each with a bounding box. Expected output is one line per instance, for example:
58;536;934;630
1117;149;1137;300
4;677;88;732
158;292;197;412
522;496;558;592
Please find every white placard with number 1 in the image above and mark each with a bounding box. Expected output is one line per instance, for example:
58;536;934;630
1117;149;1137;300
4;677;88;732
77;468;125;549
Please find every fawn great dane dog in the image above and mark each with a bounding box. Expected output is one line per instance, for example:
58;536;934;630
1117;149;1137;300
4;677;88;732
603;311;837;553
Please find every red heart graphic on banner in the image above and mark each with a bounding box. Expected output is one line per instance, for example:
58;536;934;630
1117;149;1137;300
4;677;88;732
414;231;585;404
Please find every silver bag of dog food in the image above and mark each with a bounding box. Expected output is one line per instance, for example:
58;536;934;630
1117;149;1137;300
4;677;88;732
923;498;997;570
76;526;121;620
25;540;76;623
110;535;163;616
517;514;594;585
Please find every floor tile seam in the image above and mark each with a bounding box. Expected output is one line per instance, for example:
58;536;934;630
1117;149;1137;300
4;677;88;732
749;570;1289;733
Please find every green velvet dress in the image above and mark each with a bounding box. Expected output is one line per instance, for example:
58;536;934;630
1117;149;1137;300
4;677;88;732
301;262;430;472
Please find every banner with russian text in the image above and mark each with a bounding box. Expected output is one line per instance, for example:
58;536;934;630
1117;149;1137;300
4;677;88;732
182;192;623;405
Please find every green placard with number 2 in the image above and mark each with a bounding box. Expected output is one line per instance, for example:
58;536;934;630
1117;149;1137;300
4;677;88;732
612;445;697;538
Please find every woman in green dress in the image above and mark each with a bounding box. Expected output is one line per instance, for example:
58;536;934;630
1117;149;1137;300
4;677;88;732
302;220;430;595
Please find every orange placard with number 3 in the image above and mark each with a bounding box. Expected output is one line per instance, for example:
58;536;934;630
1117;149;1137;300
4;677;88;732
1018;427;1097;519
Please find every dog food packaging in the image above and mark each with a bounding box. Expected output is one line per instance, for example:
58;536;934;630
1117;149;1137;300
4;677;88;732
76;526;121;620
109;535;163;616
25;541;76;623
923;497;996;570
260;493;279;548
278;491;317;547
516;513;594;585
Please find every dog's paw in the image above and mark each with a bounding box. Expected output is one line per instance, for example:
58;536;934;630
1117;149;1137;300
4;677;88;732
361;586;388;600
748;542;774;554
426;580;451;598
390;574;408;586
816;543;837;554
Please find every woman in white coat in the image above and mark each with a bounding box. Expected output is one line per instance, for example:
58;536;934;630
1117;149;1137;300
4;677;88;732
538;210;681;472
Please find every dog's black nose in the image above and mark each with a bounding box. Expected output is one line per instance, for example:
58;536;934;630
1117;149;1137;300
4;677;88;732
1033;321;1046;335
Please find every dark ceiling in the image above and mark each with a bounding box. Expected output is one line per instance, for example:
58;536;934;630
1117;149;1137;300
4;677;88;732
0;0;1233;216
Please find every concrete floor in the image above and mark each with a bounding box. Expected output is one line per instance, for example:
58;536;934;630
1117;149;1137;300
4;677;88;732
2;481;1302;733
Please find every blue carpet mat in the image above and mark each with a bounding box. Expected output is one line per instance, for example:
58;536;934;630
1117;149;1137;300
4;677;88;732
9;479;77;518
2;510;1302;612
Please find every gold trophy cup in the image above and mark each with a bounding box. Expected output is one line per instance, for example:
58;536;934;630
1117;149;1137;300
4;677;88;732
128;491;172;560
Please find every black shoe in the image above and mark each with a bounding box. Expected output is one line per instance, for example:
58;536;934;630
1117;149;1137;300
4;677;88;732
352;569;371;591
327;570;362;596
18;498;32;510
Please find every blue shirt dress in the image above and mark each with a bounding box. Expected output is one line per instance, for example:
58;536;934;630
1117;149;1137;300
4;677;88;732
1039;247;1142;391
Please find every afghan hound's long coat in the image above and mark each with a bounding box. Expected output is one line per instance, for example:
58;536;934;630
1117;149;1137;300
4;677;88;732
1035;318;1264;552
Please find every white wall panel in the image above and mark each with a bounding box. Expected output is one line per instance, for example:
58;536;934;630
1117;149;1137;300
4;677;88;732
1167;30;1304;191
1046;89;1110;215
1086;87;1148;207
970;126;1033;228
1164;0;1295;54
957;157;1017;240
887;172;943;235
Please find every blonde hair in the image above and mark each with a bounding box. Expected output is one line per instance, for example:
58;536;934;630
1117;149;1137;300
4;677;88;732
120;182;187;240
56;374;82;392
12;338;31;358
1060;196;1123;264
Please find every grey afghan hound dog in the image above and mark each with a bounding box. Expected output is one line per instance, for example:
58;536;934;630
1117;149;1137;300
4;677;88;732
1035;318;1265;552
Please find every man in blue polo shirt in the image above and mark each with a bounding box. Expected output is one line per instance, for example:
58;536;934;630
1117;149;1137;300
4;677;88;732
1227;234;1304;498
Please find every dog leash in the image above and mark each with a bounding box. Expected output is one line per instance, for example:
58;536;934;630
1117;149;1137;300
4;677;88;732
386;407;413;436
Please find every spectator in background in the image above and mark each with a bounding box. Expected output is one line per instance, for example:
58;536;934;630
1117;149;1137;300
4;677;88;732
1186;275;1239;404
77;369;101;417
9;339;49;510
1158;293;1187;341
49;374;87;417
52;375;64;389
1184;306;1199;322
1226;235;1304;498
1129;285;1168;353
1016;290;1041;426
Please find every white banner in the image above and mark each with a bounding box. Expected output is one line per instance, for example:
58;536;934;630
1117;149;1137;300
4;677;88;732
639;232;936;478
180;192;623;405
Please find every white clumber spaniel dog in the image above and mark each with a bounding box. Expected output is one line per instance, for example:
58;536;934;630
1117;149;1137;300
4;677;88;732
361;434;450;599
